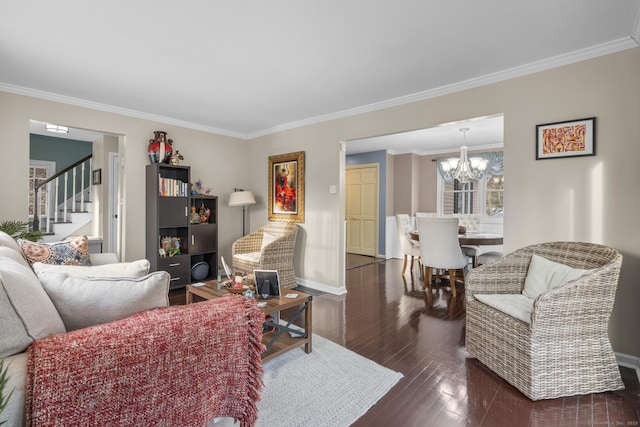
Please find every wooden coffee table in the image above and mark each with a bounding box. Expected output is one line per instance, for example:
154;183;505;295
186;280;312;361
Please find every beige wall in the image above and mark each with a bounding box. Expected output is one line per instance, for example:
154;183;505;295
0;47;638;357
391;154;414;215
0;91;248;264
417;154;438;214
247;47;640;357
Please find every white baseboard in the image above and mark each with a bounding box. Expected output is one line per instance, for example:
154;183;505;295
616;352;640;382
296;277;347;295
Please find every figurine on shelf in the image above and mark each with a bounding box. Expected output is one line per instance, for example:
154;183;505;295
169;150;183;165
192;179;203;195
190;205;200;224
199;202;210;223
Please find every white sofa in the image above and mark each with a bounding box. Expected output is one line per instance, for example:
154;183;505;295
0;231;264;427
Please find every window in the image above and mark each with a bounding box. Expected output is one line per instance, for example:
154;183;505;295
28;161;55;219
442;179;478;214
438;174;504;217
485;173;504;217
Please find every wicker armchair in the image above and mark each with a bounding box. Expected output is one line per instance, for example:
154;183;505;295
465;241;624;400
232;222;298;289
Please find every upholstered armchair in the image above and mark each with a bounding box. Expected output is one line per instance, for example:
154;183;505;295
232;222;298;289
465;241;624;400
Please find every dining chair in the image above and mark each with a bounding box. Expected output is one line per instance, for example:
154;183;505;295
417;217;470;297
451;213;482;266
415;212;439;219
395;214;421;275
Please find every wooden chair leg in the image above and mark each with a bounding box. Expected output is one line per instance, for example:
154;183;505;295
410;256;415;273
448;268;457;297
402;255;408;274
422;266;432;291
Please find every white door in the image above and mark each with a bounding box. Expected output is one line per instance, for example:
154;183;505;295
346;164;378;256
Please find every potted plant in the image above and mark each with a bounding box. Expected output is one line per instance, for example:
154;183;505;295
0;220;42;242
0;359;12;425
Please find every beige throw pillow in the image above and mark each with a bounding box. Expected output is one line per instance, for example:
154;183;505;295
522;254;593;299
37;271;170;331
261;232;278;252
33;259;150;278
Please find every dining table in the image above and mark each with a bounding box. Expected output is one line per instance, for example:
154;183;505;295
408;231;503;246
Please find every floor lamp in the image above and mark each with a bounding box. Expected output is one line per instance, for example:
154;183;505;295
229;188;256;236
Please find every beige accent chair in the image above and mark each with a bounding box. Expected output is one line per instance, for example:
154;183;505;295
395;214;420;275
465;241;624;400
232;222;298;289
417;217;470;297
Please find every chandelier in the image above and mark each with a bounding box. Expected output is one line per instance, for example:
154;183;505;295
441;128;489;183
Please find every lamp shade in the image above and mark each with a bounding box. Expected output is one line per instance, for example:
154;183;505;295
229;190;256;207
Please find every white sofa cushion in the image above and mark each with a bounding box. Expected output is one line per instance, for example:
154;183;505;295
0;246;29;267
475;294;534;324
0;281;32;358
33;259;150;278
522;254;593;299
37;271;170;331
0;257;66;341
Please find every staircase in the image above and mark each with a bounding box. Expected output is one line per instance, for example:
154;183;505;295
32;155;94;242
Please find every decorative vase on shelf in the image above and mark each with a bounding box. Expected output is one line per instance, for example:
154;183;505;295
148;130;173;164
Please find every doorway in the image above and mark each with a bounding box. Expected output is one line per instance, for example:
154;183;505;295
29;120;121;250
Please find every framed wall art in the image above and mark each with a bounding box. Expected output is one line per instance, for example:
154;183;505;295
536;117;596;160
92;168;102;185
268;151;304;223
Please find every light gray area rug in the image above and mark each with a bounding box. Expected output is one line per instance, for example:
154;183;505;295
256;334;403;427
212;335;403;427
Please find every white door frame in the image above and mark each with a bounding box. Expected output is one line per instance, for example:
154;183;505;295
108;152;120;255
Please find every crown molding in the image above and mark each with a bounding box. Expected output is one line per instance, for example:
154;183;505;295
1;36;637;142
0;82;247;140
632;7;640;45
384;143;504;157
248;37;639;139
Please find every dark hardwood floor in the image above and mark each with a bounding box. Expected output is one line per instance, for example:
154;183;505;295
170;259;640;427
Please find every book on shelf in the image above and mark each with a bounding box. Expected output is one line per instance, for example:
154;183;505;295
158;175;188;197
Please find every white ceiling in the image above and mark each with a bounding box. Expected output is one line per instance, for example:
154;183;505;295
3;1;640;150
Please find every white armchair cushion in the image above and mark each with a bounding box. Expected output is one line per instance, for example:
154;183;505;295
475;294;534;324
37;271;170;331
522;254;593;299
33;259;150;278
261;232;278;252
235;252;261;264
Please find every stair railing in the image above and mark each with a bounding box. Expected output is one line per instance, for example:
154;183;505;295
32;155;92;233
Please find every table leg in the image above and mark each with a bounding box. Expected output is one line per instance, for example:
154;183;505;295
305;297;313;354
185;287;193;304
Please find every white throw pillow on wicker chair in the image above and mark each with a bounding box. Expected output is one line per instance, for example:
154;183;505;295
522;254;593;299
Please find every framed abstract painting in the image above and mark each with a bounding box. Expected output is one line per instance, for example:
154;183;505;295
268;151;304;223
536;117;596;160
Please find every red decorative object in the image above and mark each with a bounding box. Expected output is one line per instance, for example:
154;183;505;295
148;130;174;164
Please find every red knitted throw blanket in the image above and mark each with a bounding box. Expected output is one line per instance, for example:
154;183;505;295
26;295;264;427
